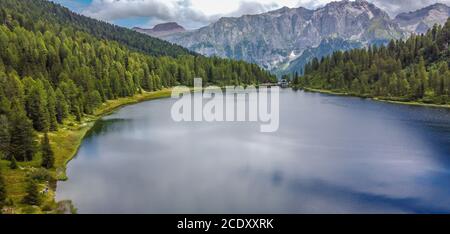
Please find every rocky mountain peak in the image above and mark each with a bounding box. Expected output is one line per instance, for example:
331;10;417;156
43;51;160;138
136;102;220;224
152;22;185;32
395;3;450;34
153;0;449;76
133;22;186;38
162;0;403;71
318;0;386;19
427;3;450;10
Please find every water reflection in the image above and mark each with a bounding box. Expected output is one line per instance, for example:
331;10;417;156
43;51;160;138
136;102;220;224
57;90;450;213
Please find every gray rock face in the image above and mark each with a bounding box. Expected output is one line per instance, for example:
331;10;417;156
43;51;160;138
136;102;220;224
395;3;450;34
163;0;403;72
133;22;186;38
154;1;449;76
273;37;363;76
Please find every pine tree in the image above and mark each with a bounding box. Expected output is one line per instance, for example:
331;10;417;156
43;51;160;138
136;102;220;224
85;91;102;115
26;80;50;132
9;156;17;169
22;178;40;206
54;88;69;124
300;18;450;104
8;100;36;161
388;73;399;96
44;81;58;131
0;115;10;158
292;72;299;86
41;133;54;169
0;168;6;208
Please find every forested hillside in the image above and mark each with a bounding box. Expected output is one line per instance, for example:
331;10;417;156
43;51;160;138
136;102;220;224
0;0;275;211
0;0;193;57
298;18;450;105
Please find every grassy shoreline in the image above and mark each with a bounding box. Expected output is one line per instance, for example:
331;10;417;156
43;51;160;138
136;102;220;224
302;87;450;109
55;89;173;180
1;89;172;214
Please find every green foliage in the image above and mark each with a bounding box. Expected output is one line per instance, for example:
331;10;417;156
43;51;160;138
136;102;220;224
0;0;193;58
0;168;6;208
29;168;52;182
301;18;450;104
0;0;276;166
25;79;50;132
22;178;40;206
41;133;54;169
8;101;36;161
54;88;69;124
0;115;10;159
9;156;17;169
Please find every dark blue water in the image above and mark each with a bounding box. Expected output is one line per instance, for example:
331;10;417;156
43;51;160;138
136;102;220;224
56;90;450;213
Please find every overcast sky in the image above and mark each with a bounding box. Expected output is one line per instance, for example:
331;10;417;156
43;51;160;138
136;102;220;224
52;0;450;29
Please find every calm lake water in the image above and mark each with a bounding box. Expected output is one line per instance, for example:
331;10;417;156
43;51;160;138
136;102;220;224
56;89;450;214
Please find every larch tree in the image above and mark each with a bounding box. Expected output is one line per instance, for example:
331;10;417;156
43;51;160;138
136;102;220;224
41;133;55;169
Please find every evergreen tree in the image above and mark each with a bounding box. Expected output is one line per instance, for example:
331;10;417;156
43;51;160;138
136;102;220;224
25;80;49;132
85;91;102;115
54;88;69;124
22;178;40;206
8;100;36;161
44;81;58;131
9;156;17;169
0;168;6;208
300;18;450;104
0;0;276;159
41;133;54;169
0;115;10;158
292;72;299;86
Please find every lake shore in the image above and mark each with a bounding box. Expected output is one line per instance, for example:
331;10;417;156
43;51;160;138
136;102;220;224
302;87;450;109
4;86;448;213
0;89;172;214
54;89;173;181
52;88;450;213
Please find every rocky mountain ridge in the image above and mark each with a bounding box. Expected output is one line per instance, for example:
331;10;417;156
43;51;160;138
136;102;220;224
139;1;449;76
395;3;450;34
133;22;186;38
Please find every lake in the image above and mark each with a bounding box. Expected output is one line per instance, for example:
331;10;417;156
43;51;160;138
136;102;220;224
56;89;450;213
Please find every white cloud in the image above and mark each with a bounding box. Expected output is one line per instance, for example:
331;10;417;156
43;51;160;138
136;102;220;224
368;0;450;17
83;0;207;22
81;0;450;29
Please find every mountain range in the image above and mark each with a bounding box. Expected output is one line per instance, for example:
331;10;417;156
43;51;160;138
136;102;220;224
134;0;450;76
395;3;450;34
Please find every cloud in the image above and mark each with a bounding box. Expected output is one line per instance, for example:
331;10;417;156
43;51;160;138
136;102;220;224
83;0;283;29
368;0;450;17
200;1;281;26
81;0;450;29
228;1;280;17
296;0;331;9
83;0;203;22
296;0;450;17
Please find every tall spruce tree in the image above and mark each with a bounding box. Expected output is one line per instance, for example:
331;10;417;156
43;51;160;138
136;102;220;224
8;100;36;161
0;115;10;158
0;168;6;209
54;88;69;124
9;156;17;169
26;80;50;132
22;178;40;206
41;133;54;169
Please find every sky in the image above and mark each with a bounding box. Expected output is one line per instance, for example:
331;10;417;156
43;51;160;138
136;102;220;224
51;0;450;29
